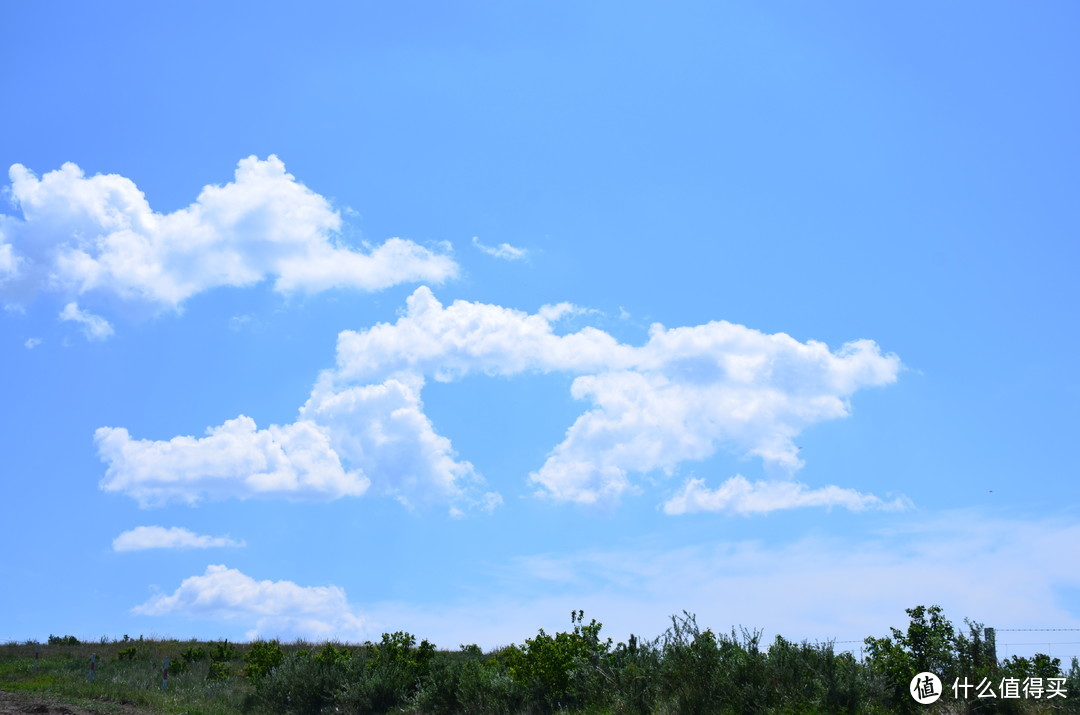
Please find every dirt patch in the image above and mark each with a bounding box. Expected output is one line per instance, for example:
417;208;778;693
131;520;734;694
0;691;147;715
0;690;88;715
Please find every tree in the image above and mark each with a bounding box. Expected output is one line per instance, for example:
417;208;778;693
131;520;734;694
864;605;958;712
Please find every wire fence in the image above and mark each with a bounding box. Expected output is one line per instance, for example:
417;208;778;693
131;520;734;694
819;629;1080;663
995;629;1080;662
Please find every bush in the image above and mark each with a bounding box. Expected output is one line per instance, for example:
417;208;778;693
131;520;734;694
244;639;285;683
180;645;208;663
409;649;526;714
206;660;231;682
505;610;612;711
210;640;238;662
47;634;79;646
598;633;663;714
168;657;188;676
253;648;355;714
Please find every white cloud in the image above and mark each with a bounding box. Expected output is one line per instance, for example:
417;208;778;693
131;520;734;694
322;288;899;505
662;475;912;515
529;322;900;504
133;565;365;641
24;337;41;349
113;526;245;551
537;302;595;323
0;233;18;282
328;286;633;386
59;301;114;341
96;379;496;513
471;235;528;260
98;288;900;512
96;416;369;507
0;156;456;311
300;375;498;512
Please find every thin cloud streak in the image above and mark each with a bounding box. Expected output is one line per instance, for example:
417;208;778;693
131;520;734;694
472;235;528;260
59;302;114;341
662;475;912;515
357;511;1080;653
113;526;245;552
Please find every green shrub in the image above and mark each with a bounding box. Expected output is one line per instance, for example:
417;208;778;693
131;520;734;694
206;660;231;681
253;648;355;714
315;642;351;667
505;610;612;711
597;633;662;714
410;652;526;715
116;646;138;662
180;645;208;663
244;639;285;683
210;640;238;662
47;634;79;646
335;660;414;713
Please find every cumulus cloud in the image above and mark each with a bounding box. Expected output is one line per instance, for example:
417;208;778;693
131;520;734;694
661;475;912;515
325;288;901;505
96;379;495;513
471;235;528;260
327;286;632;386
24;337;41;349
133;565;365;641
98;288;901;511
113;526;245;551
96;416;369;507
530;323;900;504
300;375;499;511
0;156;456;312
58;301;114;340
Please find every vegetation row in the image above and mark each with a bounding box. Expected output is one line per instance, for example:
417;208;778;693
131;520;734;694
2;605;1079;714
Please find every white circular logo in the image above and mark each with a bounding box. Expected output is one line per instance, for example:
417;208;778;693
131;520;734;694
910;672;942;704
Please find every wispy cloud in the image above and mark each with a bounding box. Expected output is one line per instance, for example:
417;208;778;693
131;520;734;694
113;526;245;552
1;156;457;317
355;511;1080;652
537;302;595;323
23;337;41;349
59;302;114;341
662;475;912;515
0;239;18;282
472;235;528;261
133;565;365;641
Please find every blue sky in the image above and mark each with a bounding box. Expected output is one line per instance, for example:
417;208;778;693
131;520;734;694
2;2;1078;662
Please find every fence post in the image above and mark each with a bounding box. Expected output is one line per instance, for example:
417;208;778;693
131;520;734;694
162;656;169;690
984;627;997;667
34;644;40;671
88;653;96;683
